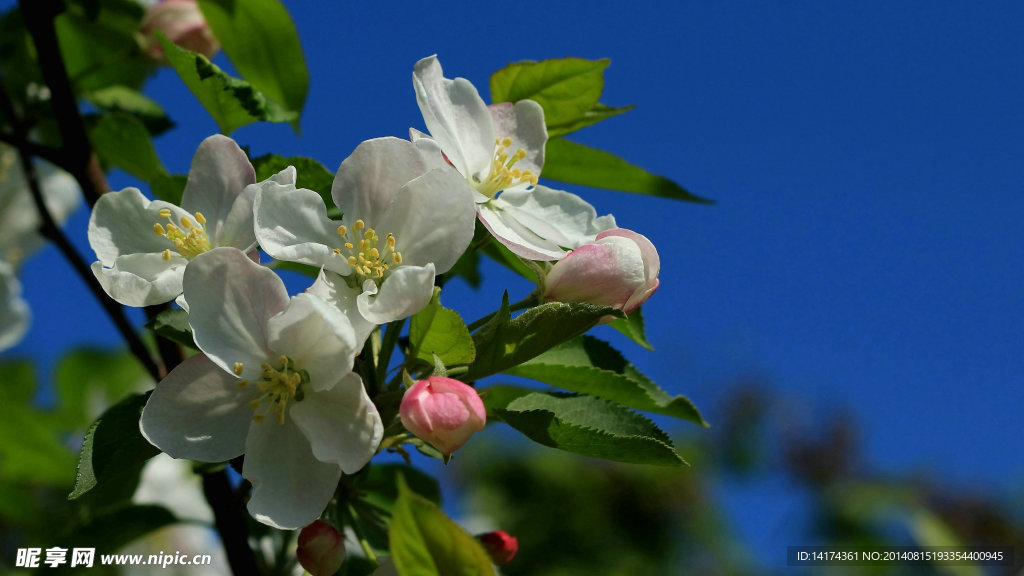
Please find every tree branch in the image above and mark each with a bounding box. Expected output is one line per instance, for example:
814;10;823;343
202;471;261;576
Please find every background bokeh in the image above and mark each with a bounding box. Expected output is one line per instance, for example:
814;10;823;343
6;1;1023;573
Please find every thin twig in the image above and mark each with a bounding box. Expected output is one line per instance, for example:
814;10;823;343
202;472;261;576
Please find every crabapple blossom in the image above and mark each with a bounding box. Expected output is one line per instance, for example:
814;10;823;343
297;520;346;576
478;531;519;565
400;377;486;455
254;136;475;340
89;134;288;307
413;55;615;260
544;228;660;315
140;248;383;529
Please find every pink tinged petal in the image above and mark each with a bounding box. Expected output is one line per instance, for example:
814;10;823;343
290;373;383;474
373;167;476;273
243;417;342;530
545;229;661;315
499;186;617;250
477;202;567;261
140;353;257;462
266;293;358;392
184;248;289;380
0;262;29;351
399;377;485;454
356;264;436;325
307;270;376;345
331;137;447;225
91;252;187;306
488;100;547;176
179;135;256;245
412;55;495;179
544;242;640;308
88;188;184;264
254;184;352;276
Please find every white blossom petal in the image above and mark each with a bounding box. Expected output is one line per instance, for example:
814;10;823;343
243;418;341;530
307;270;376;345
413;55;495;179
179;135;256;245
477;202;566;261
91;252;188;306
372;168;475;273
184;248;288;380
141;353;257;462
331;137;446;225
88;188;184;264
0;262;29;351
356;264;435;325
266;293;358;392
488;100;546;176
0;147;80;265
254;184;351;275
291;373;383;474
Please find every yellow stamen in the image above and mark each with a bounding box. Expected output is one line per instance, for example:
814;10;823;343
158;208;172;218
233;362;244;376
195;212;206;224
161;249;171;261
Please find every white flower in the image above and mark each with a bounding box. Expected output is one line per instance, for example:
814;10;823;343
0;144;79;351
88;134;287;307
140;248;383;530
0;262;28;351
254;136;476;339
412;55;615;261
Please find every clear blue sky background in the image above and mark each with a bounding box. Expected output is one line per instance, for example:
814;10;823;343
9;0;1024;563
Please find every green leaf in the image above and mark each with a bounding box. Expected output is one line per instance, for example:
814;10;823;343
252;154;336;216
87;112;167;182
547;103;635;138
150;173;188;205
197;0;309;123
490;58;608;127
56;0;152;93
466;295;622;380
608;306;653;350
544;137;712;204
158;34;297;135
84;86;174;135
409;288;475;367
389;476;496;576
70;393;160;500
505;336;707;426
144;308;197;349
485;387;686;466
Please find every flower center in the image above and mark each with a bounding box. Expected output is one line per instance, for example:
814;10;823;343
332;219;403;283
236;356;309;425
473;137;538;198
153;208;212;260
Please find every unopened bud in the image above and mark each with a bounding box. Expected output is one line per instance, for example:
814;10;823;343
399;377;486;455
139;0;220;62
297;520;345;576
544;228;660;318
478;530;518;564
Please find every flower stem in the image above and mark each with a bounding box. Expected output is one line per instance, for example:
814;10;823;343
201;472;261;576
345;502;379;566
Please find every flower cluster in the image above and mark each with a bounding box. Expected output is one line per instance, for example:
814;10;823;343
0;145;79;351
88;57;662;529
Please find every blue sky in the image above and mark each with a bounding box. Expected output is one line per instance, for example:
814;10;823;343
10;0;1024;562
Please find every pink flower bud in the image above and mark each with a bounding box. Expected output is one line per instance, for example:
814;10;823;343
399;377;486;455
478;530;518;564
296;520;345;576
139;0;219;62
544;228;660;315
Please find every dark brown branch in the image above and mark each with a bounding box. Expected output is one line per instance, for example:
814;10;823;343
13;144;161;380
202;471;261;576
18;0;106;206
